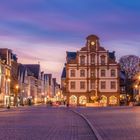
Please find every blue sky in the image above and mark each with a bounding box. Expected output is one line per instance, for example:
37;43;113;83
0;0;140;82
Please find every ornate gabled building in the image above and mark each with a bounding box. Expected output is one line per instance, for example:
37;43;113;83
62;35;120;106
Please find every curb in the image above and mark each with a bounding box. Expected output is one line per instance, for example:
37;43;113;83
71;109;103;140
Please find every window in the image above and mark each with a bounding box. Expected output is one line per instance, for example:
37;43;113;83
80;81;85;89
79;96;87;105
90;81;95;89
70;81;76;89
80;69;85;77
70;70;75;77
101;81;106;89
101;69;106;77
91;69;95;77
91;54;95;64
100;55;106;64
109;96;117;105
69;95;77;105
80;56;85;65
110;81;116;89
111;69;116;77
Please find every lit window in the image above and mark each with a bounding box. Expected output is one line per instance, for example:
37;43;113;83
70;81;76;89
70;70;75;77
101;69;106;77
111;69;116;77
111;81;116;89
80;81;85;89
101;81;106;89
80;70;85;77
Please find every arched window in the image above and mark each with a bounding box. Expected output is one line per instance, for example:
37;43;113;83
100;95;107;106
80;69;85;77
109;96;117;105
100;55;106;64
69;95;77;105
79;96;87;105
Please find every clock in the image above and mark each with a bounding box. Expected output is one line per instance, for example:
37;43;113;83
91;41;95;45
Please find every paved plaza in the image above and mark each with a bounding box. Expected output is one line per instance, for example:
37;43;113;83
0;106;96;140
0;106;140;140
74;107;140;140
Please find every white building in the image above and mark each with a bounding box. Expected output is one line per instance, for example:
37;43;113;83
62;35;120;106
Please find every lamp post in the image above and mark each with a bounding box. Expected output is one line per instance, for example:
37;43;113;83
7;78;11;108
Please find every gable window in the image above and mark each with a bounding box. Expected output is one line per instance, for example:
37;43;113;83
111;69;116;77
101;69;106;77
70;70;75;77
101;81;106;89
80;81;85;89
80;56;85;65
111;81;116;89
80;69;85;77
70;81;76;89
100;55;106;64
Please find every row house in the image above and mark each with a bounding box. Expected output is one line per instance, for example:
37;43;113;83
62;35;120;106
18;65;59;105
18;64;42;104
0;48;11;107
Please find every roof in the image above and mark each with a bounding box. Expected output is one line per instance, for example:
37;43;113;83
67;52;77;62
23;64;40;79
109;51;115;59
61;67;66;78
86;34;99;40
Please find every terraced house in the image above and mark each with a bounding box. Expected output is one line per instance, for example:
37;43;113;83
62;35;120;106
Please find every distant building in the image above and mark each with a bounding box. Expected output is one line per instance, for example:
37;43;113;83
62;35;120;106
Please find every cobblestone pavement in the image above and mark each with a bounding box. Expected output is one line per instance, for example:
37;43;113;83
0;106;97;140
73;107;140;140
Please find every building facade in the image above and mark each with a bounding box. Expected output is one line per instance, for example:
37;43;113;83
63;35;120;106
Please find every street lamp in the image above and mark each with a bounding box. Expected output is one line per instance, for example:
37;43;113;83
15;84;19;107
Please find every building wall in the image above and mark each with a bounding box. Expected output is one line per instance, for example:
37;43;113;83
65;35;120;106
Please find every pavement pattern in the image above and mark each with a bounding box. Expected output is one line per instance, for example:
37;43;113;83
74;107;140;140
0;106;97;140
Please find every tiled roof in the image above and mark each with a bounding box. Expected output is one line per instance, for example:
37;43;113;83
61;67;66;78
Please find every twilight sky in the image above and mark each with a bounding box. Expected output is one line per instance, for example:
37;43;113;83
0;0;140;83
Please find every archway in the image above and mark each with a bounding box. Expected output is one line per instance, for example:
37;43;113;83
79;96;87;105
109;96;117;105
69;95;77;105
100;95;107;106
